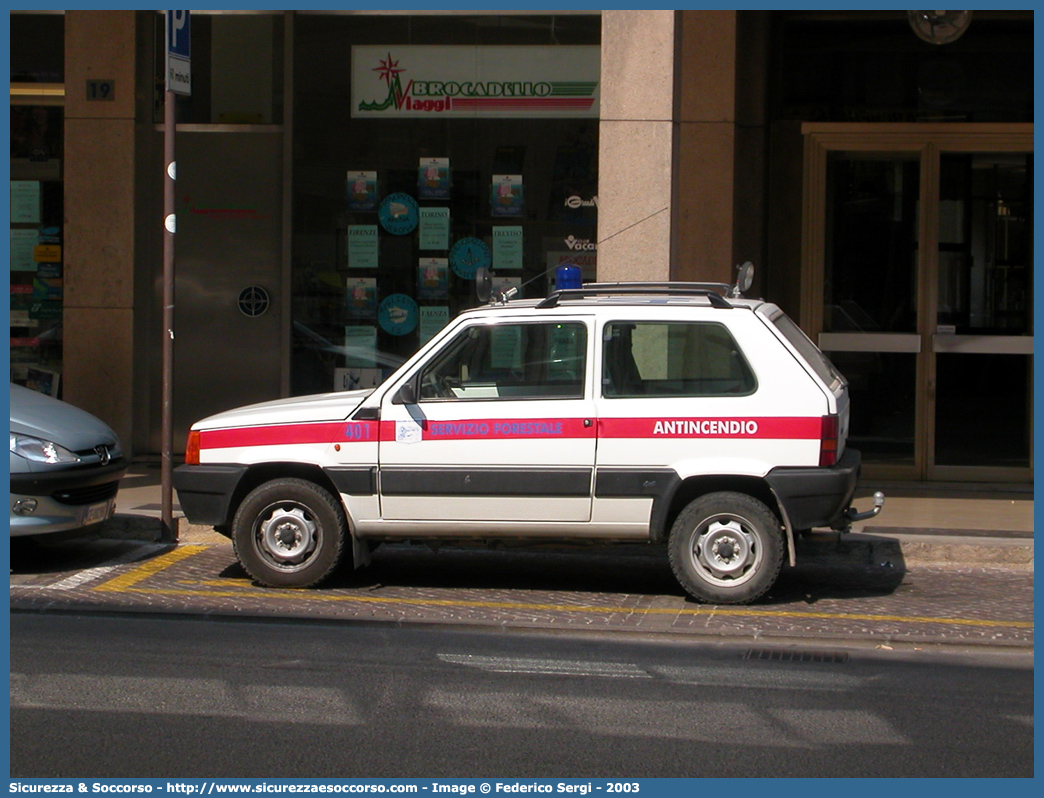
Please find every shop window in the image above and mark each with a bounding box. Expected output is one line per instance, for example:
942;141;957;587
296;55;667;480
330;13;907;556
291;14;601;396
10;106;65;395
152;12;284;125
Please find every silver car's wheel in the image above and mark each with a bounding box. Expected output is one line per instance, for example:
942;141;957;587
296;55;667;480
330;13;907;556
232;478;347;588
668;492;783;604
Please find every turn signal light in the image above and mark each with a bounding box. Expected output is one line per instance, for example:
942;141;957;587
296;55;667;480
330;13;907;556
819;415;839;467
184;429;201;465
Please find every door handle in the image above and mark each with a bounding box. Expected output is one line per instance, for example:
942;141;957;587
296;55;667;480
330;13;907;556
583;419;593;428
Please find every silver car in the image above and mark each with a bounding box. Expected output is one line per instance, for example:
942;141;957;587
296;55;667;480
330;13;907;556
9;383;126;537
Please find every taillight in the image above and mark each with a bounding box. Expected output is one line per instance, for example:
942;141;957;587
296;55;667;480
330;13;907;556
819;415;839;467
184;430;201;465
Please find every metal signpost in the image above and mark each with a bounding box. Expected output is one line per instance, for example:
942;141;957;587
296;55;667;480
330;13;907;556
162;10;190;540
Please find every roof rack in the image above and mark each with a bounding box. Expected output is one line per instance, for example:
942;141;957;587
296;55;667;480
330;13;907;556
536;282;734;310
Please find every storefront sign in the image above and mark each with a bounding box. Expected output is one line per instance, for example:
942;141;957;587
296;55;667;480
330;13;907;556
352;46;599;119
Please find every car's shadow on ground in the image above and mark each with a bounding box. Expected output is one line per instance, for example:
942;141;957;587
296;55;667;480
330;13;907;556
9;531;170;576
217;540;908;606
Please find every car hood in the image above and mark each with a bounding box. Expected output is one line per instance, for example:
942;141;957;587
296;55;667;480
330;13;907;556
9;383;121;451
191;389;374;430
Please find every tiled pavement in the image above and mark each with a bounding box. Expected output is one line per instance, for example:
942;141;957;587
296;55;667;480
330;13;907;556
8;464;1034;652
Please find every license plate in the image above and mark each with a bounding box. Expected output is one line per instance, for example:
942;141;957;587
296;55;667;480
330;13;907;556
83;499;115;526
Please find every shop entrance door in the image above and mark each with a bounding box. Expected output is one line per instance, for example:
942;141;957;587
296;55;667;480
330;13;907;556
802;125;1033;482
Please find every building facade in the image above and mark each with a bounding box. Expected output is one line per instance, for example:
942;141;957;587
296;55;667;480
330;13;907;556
9;10;1033;483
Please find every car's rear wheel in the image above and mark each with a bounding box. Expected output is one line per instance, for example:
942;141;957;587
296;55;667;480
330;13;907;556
232;478;347;588
668;491;783;604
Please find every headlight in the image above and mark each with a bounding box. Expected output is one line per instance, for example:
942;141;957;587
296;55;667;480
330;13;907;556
10;433;81;464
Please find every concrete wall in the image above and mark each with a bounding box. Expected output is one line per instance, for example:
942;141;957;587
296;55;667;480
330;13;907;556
62;10;137;447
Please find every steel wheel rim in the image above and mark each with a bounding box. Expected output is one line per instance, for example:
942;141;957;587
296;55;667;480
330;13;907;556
688;513;762;587
254;501;321;572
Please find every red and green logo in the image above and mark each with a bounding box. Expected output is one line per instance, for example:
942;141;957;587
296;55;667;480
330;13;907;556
358;51;597;114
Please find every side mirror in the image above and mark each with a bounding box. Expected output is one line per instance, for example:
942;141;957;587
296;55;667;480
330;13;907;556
394;382;417;405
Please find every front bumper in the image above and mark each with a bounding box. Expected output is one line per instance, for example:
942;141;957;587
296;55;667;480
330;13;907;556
9;459;126;537
173;463;248;527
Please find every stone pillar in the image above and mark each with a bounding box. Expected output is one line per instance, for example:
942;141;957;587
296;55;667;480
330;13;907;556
673;10;739;286
63;11;137;448
598;11;745;286
597;11;676;282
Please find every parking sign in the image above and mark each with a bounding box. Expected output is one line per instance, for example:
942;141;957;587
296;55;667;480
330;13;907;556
165;10;191;95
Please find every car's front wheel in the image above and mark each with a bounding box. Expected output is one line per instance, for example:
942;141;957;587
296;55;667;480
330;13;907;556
232;478;347;588
668;491;783;604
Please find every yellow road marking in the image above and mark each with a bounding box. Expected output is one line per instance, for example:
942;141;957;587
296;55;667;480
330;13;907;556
93;545;209;592
91;559;1034;630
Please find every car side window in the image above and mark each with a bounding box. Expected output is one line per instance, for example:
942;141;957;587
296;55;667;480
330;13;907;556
602;321;756;398
419;322;587;401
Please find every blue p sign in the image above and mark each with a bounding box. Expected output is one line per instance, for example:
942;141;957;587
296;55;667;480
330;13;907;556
167;10;190;58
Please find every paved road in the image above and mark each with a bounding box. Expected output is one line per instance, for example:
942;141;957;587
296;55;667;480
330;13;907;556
10;612;1033;778
9;534;1034;650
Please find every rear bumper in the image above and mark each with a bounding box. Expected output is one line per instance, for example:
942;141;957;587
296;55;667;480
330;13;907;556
765;448;861;531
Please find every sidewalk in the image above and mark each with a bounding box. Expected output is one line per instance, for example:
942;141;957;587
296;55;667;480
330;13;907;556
107;461;1034;569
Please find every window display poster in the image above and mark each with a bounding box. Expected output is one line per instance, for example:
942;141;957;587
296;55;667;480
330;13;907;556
346;171;378;212
33;277;62;300
418;257;449;299
491;174;523;217
11;229;39;272
10;181;40;224
418;207;450;250
379;192;419;235
418;157;450;200
492;275;522;301
449;236;491;280
419;305;450;344
347;225;379;268
334;367;383;392
346;277;377;319
378;293;419;336
343;325;378;367
492;226;523;270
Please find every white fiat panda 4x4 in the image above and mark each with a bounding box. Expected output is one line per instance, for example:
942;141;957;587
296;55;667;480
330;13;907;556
174;270;883;604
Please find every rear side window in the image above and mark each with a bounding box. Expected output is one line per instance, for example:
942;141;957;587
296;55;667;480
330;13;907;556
602;322;756;398
770;312;844;389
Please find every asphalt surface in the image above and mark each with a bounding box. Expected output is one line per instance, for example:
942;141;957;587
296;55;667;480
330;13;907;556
8;466;1034;652
11;613;1033;778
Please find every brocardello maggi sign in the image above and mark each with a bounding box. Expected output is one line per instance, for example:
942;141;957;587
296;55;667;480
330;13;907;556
351;45;600;119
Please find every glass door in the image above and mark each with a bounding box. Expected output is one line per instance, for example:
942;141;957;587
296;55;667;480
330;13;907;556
931;152;1033;479
803;125;1033;482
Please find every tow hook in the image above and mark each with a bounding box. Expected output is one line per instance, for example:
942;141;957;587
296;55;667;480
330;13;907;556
845;491;885;523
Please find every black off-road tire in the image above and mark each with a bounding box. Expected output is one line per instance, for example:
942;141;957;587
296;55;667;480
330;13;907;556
667;491;784;605
232;478;348;588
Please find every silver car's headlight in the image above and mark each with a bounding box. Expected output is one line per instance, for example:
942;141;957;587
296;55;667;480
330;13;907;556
10;433;81;465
